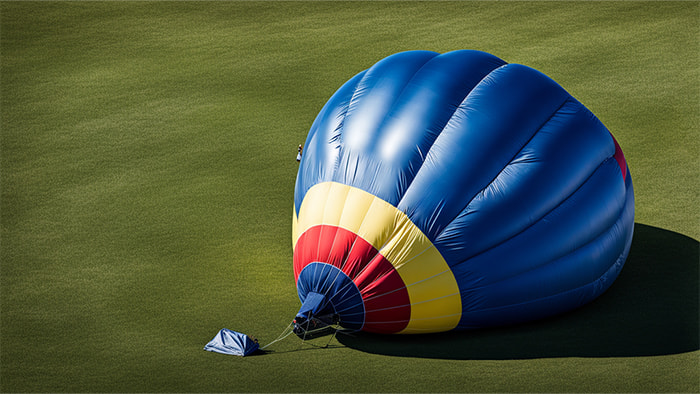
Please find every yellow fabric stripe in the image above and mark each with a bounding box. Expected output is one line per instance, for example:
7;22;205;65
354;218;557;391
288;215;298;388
293;181;462;333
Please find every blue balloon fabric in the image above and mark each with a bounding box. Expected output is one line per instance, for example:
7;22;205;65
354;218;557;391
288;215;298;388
204;329;259;356
293;50;635;333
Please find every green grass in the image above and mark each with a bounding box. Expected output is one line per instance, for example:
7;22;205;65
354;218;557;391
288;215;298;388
1;1;698;392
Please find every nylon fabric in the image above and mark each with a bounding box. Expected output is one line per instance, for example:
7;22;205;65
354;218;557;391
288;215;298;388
337;50;506;205
458;187;633;329
293;182;462;333
397;63;571;238
434;98;616;264
454;168;634;328
292;50;634;333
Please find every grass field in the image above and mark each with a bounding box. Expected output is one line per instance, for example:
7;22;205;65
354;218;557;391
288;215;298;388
1;1;698;392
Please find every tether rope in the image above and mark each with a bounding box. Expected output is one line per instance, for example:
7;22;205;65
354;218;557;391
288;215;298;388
260;320;345;352
260;322;295;350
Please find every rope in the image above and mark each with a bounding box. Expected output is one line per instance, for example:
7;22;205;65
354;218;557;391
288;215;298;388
298;323;341;349
260;322;295;350
259;320;343;352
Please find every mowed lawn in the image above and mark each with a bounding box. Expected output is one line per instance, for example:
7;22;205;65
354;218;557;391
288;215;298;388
1;1;698;392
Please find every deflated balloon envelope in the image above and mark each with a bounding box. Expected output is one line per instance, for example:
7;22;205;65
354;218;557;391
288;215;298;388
292;50;634;334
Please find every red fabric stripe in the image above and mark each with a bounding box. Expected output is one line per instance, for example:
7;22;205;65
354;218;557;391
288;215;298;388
359;255;411;333
610;134;627;181
294;225;367;279
315;225;340;267
293;225;410;333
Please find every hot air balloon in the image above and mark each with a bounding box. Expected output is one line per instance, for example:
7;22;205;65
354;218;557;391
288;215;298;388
292;50;634;335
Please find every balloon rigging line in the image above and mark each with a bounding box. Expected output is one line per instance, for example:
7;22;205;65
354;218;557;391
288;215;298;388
260;322;295;351
260;321;347;352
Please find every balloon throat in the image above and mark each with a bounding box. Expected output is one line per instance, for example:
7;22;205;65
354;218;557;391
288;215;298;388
292;312;339;339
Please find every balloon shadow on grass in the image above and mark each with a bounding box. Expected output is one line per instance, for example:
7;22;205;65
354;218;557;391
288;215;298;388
337;223;699;359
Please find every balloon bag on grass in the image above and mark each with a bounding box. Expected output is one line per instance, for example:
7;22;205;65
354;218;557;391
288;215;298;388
204;329;260;356
292;50;634;335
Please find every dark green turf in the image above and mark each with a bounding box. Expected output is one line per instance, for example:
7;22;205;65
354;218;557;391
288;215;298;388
1;1;698;392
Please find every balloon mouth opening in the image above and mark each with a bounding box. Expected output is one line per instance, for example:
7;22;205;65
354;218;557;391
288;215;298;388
292;313;339;339
295;262;366;333
293;290;341;338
